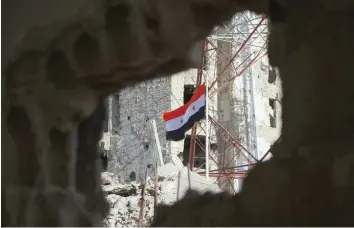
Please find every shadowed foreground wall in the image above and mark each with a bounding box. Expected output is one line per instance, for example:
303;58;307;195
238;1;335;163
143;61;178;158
2;0;354;226
1;0;249;226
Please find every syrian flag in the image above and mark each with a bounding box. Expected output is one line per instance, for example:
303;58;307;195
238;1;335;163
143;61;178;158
162;83;206;141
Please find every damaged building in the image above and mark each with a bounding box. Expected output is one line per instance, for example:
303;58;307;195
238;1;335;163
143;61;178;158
100;13;282;185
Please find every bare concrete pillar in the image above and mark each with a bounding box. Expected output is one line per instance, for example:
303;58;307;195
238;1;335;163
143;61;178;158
216;25;237;194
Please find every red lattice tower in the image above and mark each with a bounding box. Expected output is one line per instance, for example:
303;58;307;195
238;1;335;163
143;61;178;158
189;12;268;193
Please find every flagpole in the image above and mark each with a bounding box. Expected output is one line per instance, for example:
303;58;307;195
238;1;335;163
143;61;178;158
205;75;209;180
151;119;164;167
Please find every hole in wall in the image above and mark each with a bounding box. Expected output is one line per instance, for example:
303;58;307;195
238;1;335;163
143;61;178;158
177;152;183;160
268;67;277;84
144;143;150;150
269;98;277;128
127;116;131;120
100;151;108;171
184;85;196;104
210;143;218;151
129;171;136;181
99;142;108;171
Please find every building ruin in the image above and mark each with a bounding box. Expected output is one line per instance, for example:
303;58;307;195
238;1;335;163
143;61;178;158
100;13;282;186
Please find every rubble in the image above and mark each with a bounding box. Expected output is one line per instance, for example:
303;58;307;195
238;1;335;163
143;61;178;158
101;163;221;227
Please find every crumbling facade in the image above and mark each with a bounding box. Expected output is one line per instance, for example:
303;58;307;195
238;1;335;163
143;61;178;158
100;44;204;183
103;76;185;183
253;57;282;160
102;24;282;184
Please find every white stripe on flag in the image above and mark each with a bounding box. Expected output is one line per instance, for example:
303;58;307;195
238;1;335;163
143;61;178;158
165;94;206;132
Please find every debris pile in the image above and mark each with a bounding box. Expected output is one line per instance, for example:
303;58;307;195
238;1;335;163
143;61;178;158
102;163;221;227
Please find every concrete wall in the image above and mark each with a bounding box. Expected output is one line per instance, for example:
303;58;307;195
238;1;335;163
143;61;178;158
243;13;282;160
101;42;203;184
107;77;173;183
103;69;191;184
252;55;282;159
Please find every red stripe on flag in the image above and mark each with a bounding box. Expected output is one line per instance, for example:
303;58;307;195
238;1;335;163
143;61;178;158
162;83;206;121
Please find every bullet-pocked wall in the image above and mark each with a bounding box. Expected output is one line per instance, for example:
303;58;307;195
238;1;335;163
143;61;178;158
104;66;203;183
101;41;220;183
107;77;176;183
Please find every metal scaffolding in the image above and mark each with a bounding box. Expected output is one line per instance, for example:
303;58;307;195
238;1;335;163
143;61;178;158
188;12;268;193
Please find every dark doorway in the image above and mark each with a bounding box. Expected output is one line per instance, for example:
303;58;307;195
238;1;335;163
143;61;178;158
99;142;108;171
184;85;196;104
129;171;136;181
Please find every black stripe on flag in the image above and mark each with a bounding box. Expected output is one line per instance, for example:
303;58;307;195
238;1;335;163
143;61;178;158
166;106;206;141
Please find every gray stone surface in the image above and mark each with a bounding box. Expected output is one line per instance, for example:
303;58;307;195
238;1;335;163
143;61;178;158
108;77;173;183
106;68;193;184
